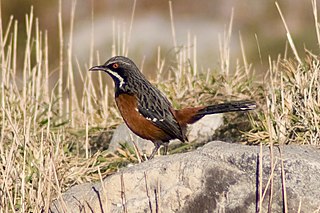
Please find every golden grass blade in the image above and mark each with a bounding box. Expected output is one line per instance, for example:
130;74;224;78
276;2;302;65
312;0;320;47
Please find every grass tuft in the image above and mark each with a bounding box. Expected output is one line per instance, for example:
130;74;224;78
247;52;320;145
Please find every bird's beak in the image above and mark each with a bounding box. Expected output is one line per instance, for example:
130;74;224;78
89;65;106;72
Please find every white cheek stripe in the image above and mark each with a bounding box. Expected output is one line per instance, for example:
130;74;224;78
107;69;125;88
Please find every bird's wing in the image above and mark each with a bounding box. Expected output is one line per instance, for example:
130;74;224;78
137;87;185;142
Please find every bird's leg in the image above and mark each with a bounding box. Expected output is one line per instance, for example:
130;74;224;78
163;143;169;155
148;141;161;160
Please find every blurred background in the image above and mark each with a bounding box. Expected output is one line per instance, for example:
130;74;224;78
1;0;318;76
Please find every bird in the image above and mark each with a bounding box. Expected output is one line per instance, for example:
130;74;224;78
89;56;256;159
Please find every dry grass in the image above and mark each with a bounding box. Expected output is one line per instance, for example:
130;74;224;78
246;53;320;145
0;0;319;211
0;3;130;211
246;1;320;146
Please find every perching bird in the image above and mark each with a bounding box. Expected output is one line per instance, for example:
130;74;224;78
90;56;256;159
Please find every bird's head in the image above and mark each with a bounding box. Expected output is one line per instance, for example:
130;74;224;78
89;56;141;89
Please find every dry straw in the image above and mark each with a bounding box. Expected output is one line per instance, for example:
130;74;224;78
0;0;318;211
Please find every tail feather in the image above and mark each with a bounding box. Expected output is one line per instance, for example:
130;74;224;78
190;100;256;123
175;100;256;125
199;100;256;115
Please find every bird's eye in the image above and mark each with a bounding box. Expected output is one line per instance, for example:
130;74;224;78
112;63;119;69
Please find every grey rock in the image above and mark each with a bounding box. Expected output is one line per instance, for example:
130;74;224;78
108;114;223;155
187;114;223;142
50;141;320;213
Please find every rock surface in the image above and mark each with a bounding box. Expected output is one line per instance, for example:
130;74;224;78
50;141;320;213
108;114;223;154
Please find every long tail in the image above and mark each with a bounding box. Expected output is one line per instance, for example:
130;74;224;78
197;100;256;116
175;100;256;125
184;100;256;124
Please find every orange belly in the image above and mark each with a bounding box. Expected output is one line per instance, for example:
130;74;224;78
115;93;171;142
